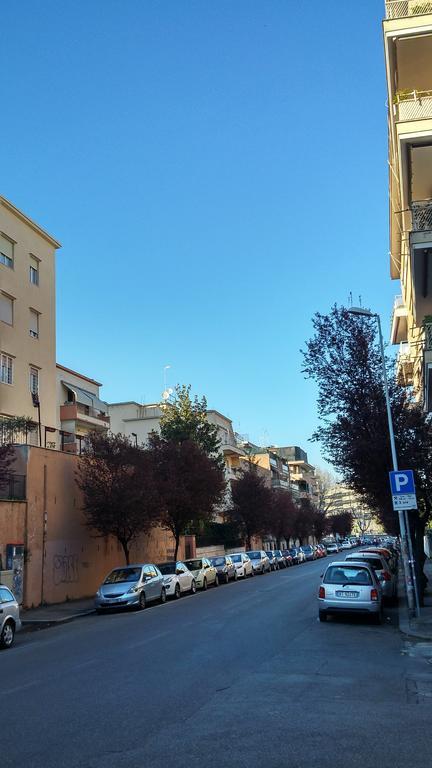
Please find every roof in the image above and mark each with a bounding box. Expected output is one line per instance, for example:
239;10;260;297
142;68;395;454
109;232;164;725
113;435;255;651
56;363;102;387
0;195;61;249
108;401;160;409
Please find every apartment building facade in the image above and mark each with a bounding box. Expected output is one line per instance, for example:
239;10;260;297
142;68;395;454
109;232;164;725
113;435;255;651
383;2;432;408
0;196;60;431
270;445;319;503
56;364;110;452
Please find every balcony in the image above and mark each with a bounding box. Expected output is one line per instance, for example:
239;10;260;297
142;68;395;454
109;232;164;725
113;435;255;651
386;1;432;19
272;478;289;490
60;403;110;429
396;342;414;386
394;90;432;122
220;436;244;456
390;295;409;344
411;200;432;231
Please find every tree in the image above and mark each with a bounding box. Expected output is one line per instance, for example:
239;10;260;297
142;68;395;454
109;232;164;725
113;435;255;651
302;305;432;599
77;432;162;564
149;435;226;560
227;462;273;549
159;384;224;469
315;467;339;515
269;490;299;547
329;511;353;539
0;443;14;493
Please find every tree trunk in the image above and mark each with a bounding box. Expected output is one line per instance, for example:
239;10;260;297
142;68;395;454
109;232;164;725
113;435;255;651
119;539;130;565
411;512;427;605
174;532;180;561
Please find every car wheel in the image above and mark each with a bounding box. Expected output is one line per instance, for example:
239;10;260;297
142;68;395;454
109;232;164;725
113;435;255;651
0;620;15;648
250;569;255;577
234;571;238;581
372;608;383;625
191;579;196;594
224;573;229;584
203;578;208;591
214;575;219;587
174;583;181;599
139;592;146;610
160;587;167;604
318;611;327;623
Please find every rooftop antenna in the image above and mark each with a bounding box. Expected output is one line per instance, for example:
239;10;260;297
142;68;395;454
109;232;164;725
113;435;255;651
348;291;353;307
359;295;363;307
163;364;171;392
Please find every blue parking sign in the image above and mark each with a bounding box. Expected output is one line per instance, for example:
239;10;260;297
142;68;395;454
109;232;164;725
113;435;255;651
389;470;417;510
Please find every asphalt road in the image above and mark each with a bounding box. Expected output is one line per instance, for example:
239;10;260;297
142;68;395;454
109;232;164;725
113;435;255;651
3;555;432;768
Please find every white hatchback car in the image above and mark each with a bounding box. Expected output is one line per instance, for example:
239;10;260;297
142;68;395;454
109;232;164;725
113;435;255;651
156;561;196;599
183;558;219;590
229;552;253;578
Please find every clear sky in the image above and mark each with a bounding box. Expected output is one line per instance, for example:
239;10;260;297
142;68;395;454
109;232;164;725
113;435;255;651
2;0;393;468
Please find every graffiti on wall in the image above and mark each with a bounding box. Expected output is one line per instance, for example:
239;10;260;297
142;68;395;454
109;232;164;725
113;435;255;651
53;554;79;585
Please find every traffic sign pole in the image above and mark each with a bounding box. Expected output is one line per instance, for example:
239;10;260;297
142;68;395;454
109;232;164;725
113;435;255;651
377;315;419;618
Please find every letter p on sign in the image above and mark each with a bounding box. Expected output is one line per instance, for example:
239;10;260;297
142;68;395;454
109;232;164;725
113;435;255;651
394;473;409;492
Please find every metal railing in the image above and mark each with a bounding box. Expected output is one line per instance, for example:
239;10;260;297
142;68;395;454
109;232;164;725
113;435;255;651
425;323;432;351
0;474;26;500
385;0;432;18
394;91;432;121
411;200;432;231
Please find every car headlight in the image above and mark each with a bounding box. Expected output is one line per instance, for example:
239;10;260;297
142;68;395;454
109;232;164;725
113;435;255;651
165;577;173;584
96;590;101;598
127;585;140;594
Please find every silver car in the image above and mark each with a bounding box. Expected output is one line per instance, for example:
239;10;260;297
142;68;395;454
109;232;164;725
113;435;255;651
345;552;397;602
95;564;166;612
230;552;253;578
0;585;21;649
246;550;271;574
318;561;382;623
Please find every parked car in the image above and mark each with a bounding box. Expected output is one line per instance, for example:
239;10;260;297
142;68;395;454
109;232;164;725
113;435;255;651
95;564;166;612
345;552;397;603
300;545;315;562
340;540;352;550
318;561;383;623
210;555;237;583
156;561;196;599
230;552;253;578
183;557;219;590
361;547;398;574
316;545;327;558
325;542;339;555
286;547;304;564
281;549;295;566
246;550;271;574
0;585;21;649
274;549;288;568
265;551;279;571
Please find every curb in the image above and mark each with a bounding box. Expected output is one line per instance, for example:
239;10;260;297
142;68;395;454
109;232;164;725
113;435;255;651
21;608;96;631
397;568;432;642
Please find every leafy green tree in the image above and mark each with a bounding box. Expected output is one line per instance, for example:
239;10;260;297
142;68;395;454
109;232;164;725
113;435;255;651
78;432;162;564
159;384;224;469
227;462;273;549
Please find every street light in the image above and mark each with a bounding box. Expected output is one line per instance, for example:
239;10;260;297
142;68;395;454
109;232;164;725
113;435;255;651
348;307;420;617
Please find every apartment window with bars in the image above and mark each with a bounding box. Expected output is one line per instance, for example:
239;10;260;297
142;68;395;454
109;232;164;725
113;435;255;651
1;353;13;385
29;255;39;285
29;366;39;395
0;293;13;325
29;309;39;338
0;234;14;269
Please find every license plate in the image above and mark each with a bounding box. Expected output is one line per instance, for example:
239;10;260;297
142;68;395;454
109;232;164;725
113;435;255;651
336;591;359;598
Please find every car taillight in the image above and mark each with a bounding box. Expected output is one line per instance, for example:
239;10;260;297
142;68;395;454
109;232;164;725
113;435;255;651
319;586;325;599
382;571;391;581
371;588;378;601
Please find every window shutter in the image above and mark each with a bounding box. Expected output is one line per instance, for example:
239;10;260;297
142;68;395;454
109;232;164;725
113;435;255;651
0;294;13;325
0;235;13;260
30;309;39;335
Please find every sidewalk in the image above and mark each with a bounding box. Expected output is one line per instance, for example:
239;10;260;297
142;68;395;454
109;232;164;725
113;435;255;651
399;558;432;641
21;597;95;629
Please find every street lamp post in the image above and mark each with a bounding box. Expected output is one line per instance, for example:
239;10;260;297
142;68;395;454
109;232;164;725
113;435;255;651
348;307;419;617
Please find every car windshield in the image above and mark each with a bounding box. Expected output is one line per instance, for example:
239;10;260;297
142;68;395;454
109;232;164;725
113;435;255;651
212;557;226;566
184;559;202;571
324;566;372;585
157;563;176;575
266;552;274;557
303;546;312;552
247;552;260;559
104;567;142;584
231;555;242;563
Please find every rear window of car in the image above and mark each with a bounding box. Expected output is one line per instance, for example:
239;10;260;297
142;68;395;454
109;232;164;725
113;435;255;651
324;566;373;585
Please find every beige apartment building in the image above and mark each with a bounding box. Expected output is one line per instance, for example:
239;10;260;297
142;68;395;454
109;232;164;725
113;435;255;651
0;196;60;431
56;364;110;452
383;3;432;408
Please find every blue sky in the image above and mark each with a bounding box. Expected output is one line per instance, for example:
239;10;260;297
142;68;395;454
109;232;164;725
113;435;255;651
2;1;393;468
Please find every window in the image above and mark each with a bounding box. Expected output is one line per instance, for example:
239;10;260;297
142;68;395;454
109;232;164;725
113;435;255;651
0;587;14;603
29;366;39;394
0;293;13;325
29;309;39;338
0;234;13;269
0;354;13;385
29;255;39;285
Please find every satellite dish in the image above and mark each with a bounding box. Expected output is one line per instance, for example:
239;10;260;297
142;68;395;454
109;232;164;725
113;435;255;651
162;388;173;400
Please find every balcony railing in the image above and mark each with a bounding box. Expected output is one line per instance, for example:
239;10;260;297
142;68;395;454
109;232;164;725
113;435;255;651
0;474;26;501
411;200;432;231
425;323;432;350
394;90;432;121
385;0;432;18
